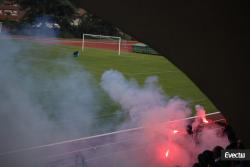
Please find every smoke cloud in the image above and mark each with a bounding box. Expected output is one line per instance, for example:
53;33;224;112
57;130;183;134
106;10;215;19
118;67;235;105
0;32;101;166
0;19;229;166
100;69;229;167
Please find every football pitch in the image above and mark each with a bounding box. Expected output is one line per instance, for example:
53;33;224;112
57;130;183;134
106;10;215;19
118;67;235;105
1;39;218;133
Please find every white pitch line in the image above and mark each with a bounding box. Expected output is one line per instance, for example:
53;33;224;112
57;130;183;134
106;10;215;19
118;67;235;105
49;118;227;159
0;112;221;157
48;118;227;164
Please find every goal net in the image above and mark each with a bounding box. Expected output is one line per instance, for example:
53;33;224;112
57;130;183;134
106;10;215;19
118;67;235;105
82;33;122;55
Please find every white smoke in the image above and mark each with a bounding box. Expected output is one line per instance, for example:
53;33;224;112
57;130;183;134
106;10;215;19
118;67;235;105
101;70;191;126
0;33;102;166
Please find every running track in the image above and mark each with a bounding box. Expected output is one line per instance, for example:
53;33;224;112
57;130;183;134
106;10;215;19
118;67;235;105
0;35;138;52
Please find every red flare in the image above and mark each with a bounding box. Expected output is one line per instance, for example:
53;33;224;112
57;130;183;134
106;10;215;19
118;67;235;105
165;149;169;158
173;130;179;134
202;118;209;124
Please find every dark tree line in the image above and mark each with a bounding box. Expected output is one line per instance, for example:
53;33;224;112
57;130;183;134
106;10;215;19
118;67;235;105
1;0;131;39
69;12;122;38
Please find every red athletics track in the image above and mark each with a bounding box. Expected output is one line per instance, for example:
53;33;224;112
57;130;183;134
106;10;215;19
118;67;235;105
0;35;138;53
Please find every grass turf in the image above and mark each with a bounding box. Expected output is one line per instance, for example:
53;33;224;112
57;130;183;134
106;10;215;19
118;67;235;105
2;40;218;133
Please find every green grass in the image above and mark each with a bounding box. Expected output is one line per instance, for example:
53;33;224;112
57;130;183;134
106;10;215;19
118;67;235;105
3;40;217;131
77;48;217;112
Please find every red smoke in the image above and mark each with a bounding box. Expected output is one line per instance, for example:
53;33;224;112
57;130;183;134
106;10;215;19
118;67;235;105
101;70;229;166
150;105;228;166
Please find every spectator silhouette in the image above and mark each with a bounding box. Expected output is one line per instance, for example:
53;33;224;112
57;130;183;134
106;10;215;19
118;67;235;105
224;125;237;144
186;124;193;135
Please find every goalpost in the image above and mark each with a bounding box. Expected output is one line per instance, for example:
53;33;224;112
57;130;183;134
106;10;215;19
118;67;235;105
82;33;122;55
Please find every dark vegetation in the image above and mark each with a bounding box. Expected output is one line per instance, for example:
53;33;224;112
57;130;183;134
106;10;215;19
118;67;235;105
1;0;132;39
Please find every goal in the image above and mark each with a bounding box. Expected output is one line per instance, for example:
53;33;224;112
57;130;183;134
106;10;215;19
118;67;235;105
81;33;122;55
